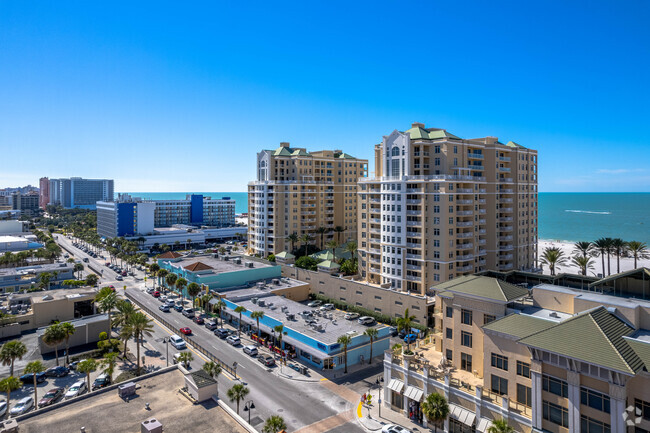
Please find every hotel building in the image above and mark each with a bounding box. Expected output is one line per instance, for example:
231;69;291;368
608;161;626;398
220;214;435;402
48;177;114;209
357;122;538;295
383;269;650;433
248;143;368;257
39;177;50;210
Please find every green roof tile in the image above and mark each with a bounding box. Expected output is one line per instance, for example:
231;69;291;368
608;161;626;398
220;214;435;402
318;260;340;269
405;127;461;140
482;314;555;340
432;275;529;303
624;338;650;371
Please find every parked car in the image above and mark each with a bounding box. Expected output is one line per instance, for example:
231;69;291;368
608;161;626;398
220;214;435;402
115;275;123;281
159;304;170;312
38;387;64;408
92;373;111;390
152;291;161;298
398;329;407;339
388;326;398;337
20;372;45;384
121;271;127;276
9;397;34;415
382;425;413;433
215;328;229;339
44;366;69;378
243;345;258;356
344;312;359;320
166;299;176;306
357;316;376;326
0;400;6;417
159;295;167;302
307;300;322;308
226;335;241;346
169;334;186;350
205;320;218;330
146;287;155;294
65;381;87;399
174;304;184;312
68;359;86;371
182;308;195;318
257;354;275;367
193;316;204;325
179;327;192;335
320;303;334;311
404;333;417;344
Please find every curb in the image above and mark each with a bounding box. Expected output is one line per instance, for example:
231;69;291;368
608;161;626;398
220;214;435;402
276;371;322;383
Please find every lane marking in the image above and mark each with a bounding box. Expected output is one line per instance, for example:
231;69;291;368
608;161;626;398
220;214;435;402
357;402;363;418
320;378;329;381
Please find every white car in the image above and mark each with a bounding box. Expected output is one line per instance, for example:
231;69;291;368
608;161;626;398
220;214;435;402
9;396;33;415
320;303;335;311
159;304;170;312
243;345;258;356
226;335;241;346
65;381;88;399
358;316;376;325
159;295;168;302
307;300;322;308
381;425;413;433
0;400;6;417
169;334;186;350
344;312;359;320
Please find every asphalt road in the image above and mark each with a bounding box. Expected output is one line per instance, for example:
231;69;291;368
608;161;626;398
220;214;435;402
55;235;367;433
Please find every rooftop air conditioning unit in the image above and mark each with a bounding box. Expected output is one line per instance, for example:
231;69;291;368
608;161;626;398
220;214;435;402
273;279;280;285
223;256;229;261
258;300;266;307
247;262;254;268
251;297;258;304
234;258;242;264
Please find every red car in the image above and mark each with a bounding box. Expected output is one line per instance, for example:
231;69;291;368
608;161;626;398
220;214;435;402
153;291;161;298
121;271;127;276
180;327;192;335
193;316;205;325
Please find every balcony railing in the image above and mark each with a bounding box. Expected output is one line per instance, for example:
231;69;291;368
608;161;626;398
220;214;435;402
499;178;513;183
457;265;474;272
457;199;473;205
468;153;484;159
457;232;473;239
457;188;474;193
456;254;474;261
457;221;473;227
457;243;473;250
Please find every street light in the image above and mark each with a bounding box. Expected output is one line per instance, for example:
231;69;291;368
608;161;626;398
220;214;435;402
243;400;255;424
163;337;169;367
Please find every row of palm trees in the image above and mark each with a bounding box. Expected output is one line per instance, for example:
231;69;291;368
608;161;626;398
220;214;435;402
540;238;649;276
286;225;347;253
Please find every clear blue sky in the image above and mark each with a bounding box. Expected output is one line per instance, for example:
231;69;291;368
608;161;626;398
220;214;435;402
1;1;649;192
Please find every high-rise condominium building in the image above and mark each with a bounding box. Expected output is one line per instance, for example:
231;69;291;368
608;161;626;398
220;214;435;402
357;122;538;295
39;177;50;210
248;142;368;257
49;177;114;209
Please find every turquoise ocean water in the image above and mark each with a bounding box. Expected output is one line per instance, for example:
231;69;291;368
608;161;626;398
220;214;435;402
124;192;650;244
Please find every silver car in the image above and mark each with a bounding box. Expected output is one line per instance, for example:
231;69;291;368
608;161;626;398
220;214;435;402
9;397;33;415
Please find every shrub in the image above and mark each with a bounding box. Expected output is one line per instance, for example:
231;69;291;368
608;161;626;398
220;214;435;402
267;254;276;262
295;256;318;271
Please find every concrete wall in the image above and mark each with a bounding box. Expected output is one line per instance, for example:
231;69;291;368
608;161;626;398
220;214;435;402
270;283;310;302
38;314;108;354
531;288;576;314
31;293;95;328
280;265;433;325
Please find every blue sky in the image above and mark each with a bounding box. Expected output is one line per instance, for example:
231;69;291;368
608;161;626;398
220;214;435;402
1;1;649;192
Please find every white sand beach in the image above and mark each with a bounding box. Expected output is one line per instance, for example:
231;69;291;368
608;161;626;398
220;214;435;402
538;240;650;277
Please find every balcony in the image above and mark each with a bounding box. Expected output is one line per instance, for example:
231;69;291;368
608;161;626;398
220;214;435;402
406;210;421;216
478;259;486;266
478;199;486;204
499;197;513;203
406;264;421;271
479;209;486;214
478;219;486;224
479;188;486;193
370;228;381;234
457;188;474;194
301;210;316;215
371;218;381;223
405;274;421;282
456;210;473;216
456;254;474;261
499;156;511;162
406;220;422;227
405;253;421;259
406;199;421;205
499;245;514;251
468;153;484;159
468;165;484;171
499;207;514;213
499;235;513;241
478;229;487;234
500;226;513;232
478;248;487;255
499;263;514;270
457;265;474;272
406;242;422;249
478;239;486;245
370;198;381;203
457;199;473;205
457;232;473;239
499;217;513;222
457;243;473;250
457;221;473;227
499;178;514;183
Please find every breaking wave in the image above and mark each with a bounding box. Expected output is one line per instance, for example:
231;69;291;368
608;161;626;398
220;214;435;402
565;210;611;215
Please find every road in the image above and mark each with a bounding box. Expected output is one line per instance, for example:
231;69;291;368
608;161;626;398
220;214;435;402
55;235;367;433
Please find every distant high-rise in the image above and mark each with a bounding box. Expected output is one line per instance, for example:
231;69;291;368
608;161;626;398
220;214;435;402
357;122;538;295
39;177;50;210
48;177;114;209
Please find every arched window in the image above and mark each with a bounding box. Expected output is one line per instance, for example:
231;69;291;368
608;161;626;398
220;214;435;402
391;146;400;157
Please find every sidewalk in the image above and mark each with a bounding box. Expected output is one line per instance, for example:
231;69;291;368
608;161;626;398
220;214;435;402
358;395;431;432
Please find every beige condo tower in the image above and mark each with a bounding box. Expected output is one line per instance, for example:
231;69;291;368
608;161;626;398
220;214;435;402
357;122;538;295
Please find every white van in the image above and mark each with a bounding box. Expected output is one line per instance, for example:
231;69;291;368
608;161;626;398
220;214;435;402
169;334;186;350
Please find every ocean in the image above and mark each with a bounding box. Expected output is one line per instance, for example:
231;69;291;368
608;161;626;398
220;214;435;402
124;192;650;244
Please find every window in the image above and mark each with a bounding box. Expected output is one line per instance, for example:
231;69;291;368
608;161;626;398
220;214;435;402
461;331;472;348
542;374;568;397
636;399;650;421
446;306;453;318
461;309;472;325
461;353;472;372
581;416;611;433
516;361;531;378
446;349;452;361
543;401;568;428
516;384;532;407
491;353;509;371
483;314;496;325
491;375;508;395
446;328;453;339
581;387;610;413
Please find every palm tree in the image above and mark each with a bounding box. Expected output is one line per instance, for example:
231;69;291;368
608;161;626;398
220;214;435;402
344;241;358;266
627;241;649;269
60;322;76;366
251;311;265;343
334;226;345;244
202;361;222;384
98;291;118;333
421;392;449;433
337;334;351;373
186;281;200;309
126;312;154;374
300;233;312;253
43;323;66;366
593;238;609;277
0;340;27;377
286;233;299;254
200;294;213;314
612;238;626;274
165;273;178;294
0;377;21;410
262;415;287;433
227;384;250;414
234;306;247;337
539;247;567;276
487;418;515;433
100;352;118;383
571;255;594;276
156;269;168;289
149;263;160;281
177;352;193;369
77;359;97;391
273;324;286;350
326;240;338;262
396;308;416;352
315;227;328;249
214;299;226;327
364;328;379;364
604;237;614;275
24;360;46;403
572;241;593;259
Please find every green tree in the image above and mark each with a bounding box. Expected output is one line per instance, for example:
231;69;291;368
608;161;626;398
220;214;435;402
593;238;609;276
85;274;99;287
234;306;247;337
286;232;299;254
0;340;27;377
60;322;76;365
396;308;416;352
336;334;351;373
97;291;118;333
295;256;318;271
487;418;515;433
572;241;593;259
38;271;52;290
251;311;265;342
571;255;594;276
202;361;222;384
627;241;649;269
0;376;22;409
43;323;66;366
126;312;154;374
213;299;226;327
156;268;168;289
334;226;345;244
315;227;328;249
273;324;286;350
326;240;338;262
177;351;193;369
77;359;97;391
200;294;213;314
421;392;450;433
165;273;178;294
540;246;567;276
262;415;287;433
227;383;250;414
186;281;200;308
364;328;379;365
73;262;84;279
611;238;627;274
100;352;118;383
24;360;46;403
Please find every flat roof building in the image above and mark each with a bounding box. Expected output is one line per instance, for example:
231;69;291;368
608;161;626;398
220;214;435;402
48;177;114;209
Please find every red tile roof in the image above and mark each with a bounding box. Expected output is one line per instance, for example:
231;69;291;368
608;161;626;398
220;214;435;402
183;261;213;272
158;251;182;259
